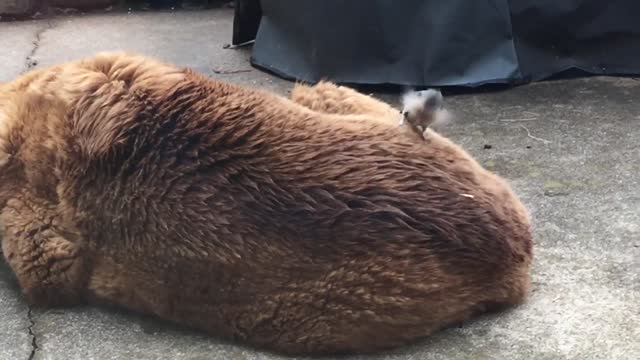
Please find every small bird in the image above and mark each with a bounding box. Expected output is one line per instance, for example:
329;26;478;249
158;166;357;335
399;89;451;140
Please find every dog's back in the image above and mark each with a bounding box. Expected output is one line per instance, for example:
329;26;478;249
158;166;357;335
0;53;532;355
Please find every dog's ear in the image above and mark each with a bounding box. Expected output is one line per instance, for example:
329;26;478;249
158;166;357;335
69;80;144;162
62;53;185;163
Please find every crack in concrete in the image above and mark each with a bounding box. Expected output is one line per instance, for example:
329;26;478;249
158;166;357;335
26;307;38;360
5;20;54;358
0;251;39;359
23;20;55;73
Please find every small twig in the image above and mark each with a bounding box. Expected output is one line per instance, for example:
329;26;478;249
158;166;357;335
222;40;255;49
519;124;551;144
211;69;252;75
500;110;540;122
500;117;538;122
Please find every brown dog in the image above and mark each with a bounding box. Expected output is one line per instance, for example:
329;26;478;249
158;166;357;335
0;53;532;355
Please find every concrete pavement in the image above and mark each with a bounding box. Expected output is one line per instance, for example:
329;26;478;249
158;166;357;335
0;8;638;360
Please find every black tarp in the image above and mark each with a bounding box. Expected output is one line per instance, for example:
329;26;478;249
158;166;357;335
233;0;640;87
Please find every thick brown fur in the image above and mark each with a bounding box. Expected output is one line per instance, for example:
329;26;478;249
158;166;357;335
0;53;533;355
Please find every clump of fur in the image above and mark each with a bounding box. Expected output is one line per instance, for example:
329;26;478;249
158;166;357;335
0;54;532;356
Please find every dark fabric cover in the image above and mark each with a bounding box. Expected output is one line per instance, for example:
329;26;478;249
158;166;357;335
233;0;640;87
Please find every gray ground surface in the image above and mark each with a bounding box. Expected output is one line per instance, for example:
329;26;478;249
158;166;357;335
1;8;639;360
